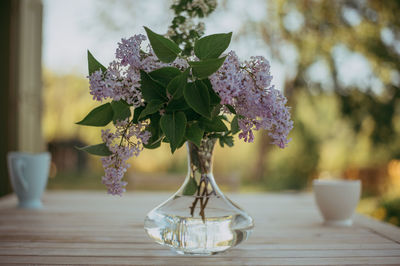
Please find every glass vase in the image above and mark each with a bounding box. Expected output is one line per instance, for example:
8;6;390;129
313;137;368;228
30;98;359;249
144;138;254;255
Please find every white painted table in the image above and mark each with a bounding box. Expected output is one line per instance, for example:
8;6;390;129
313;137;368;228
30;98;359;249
0;191;399;265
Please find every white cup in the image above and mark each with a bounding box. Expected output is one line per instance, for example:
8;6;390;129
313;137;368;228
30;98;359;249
313;179;361;226
7;152;51;209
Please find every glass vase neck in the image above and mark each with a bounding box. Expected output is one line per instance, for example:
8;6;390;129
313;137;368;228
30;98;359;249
187;138;216;175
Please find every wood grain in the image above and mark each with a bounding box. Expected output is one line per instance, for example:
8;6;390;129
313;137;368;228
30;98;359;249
0;191;399;265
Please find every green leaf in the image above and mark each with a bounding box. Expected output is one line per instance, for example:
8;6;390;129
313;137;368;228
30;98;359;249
194;32;232;59
140;70;167;102
225;104;236;114
143;138;162;149
177;137;187;149
182;177;198;196
145;113;162;145
186;122;204;147
149;67;181;87
221;115;229;122
87;50;107;76
167;68;189;99
132;106;145;123
231;115;240;134
76;143;112;156
189;56;227;79
219;137;224;147
76;103;113;127
144;26;181;63
143;113;162;149
211;104;222;118
185;108;201;121
202;78;221;105
160;112;187;153
166;97;189;112
111;100;131;123
139;100;164;119
183;81;211;119
219;135;234;148
201;116;228;132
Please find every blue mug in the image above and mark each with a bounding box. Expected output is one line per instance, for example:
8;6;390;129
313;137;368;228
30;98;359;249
7;152;51;209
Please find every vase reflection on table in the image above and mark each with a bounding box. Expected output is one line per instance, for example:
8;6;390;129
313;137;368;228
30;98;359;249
144;138;254;255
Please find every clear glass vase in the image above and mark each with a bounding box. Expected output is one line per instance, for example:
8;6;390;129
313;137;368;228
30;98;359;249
144;138;254;255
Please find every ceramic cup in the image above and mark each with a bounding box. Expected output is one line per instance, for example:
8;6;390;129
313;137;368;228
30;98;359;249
313;179;361;226
7;152;51;209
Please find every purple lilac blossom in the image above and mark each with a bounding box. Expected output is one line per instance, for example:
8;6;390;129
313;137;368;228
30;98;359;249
209;51;242;105
88;35;188;106
87;34;187;195
115;34;146;68
210;51;293;148
100;121;151;196
88;69;113;101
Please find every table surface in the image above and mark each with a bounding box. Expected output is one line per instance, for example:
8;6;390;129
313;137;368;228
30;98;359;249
0;191;399;265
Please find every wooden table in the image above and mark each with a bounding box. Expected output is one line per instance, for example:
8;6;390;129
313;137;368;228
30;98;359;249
0;191;399;265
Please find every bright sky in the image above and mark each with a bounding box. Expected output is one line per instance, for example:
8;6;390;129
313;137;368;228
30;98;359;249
42;0;170;75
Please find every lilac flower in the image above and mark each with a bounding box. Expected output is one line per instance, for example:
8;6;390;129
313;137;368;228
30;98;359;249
209;51;242;105
88;70;113;101
88;34;187;107
116;34;146;68
140;46;189;72
100;121;151;196
210;51;293;148
105;61;143;106
244;56;272;89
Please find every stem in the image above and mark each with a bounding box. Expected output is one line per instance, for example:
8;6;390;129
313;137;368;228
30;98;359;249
187;139;216;222
109;119;134;170
189;175;213;222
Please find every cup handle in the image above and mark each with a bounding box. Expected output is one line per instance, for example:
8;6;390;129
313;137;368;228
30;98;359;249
14;158;28;192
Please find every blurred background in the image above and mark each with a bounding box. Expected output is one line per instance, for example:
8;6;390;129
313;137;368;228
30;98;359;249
1;0;399;226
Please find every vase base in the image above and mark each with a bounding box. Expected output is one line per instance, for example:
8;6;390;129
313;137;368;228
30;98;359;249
144;195;254;255
174;250;217;256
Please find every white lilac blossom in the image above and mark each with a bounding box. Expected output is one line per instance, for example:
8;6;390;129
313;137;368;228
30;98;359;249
100;120;151;196
186;0;217;14
210;51;293;148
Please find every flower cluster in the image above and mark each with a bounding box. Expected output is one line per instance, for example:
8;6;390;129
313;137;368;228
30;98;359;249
210;51;293;148
171;0;217;17
87;34;192;196
100;120;151;195
88;34;188;105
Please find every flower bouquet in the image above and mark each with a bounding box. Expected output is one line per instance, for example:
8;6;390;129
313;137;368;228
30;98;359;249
77;0;292;255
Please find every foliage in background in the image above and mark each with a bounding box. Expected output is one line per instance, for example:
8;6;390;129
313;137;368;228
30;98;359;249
235;0;400;189
379;197;400;226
